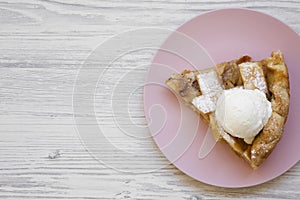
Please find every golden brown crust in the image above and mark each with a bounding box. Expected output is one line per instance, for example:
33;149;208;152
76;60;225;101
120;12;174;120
165;51;290;169
248;51;290;168
250;112;285;168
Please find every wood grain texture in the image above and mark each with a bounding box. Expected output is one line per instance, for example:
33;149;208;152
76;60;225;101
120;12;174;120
0;0;299;199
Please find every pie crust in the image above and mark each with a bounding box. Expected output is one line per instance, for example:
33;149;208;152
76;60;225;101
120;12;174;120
166;51;290;169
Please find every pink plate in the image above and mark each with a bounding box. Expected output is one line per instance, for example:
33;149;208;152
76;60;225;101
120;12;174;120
144;8;300;188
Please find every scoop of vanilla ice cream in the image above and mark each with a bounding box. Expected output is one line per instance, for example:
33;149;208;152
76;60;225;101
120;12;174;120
215;88;272;144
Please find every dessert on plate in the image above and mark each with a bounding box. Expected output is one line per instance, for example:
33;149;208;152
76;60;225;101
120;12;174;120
166;51;290;169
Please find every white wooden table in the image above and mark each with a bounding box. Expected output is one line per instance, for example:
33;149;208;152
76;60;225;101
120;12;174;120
0;1;299;199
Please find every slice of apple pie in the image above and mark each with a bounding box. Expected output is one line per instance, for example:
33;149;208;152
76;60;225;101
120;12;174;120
166;51;290;169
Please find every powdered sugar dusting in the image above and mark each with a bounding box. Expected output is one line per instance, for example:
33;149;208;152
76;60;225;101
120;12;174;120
197;71;223;95
191;70;223;114
192;95;216;113
239;62;267;93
